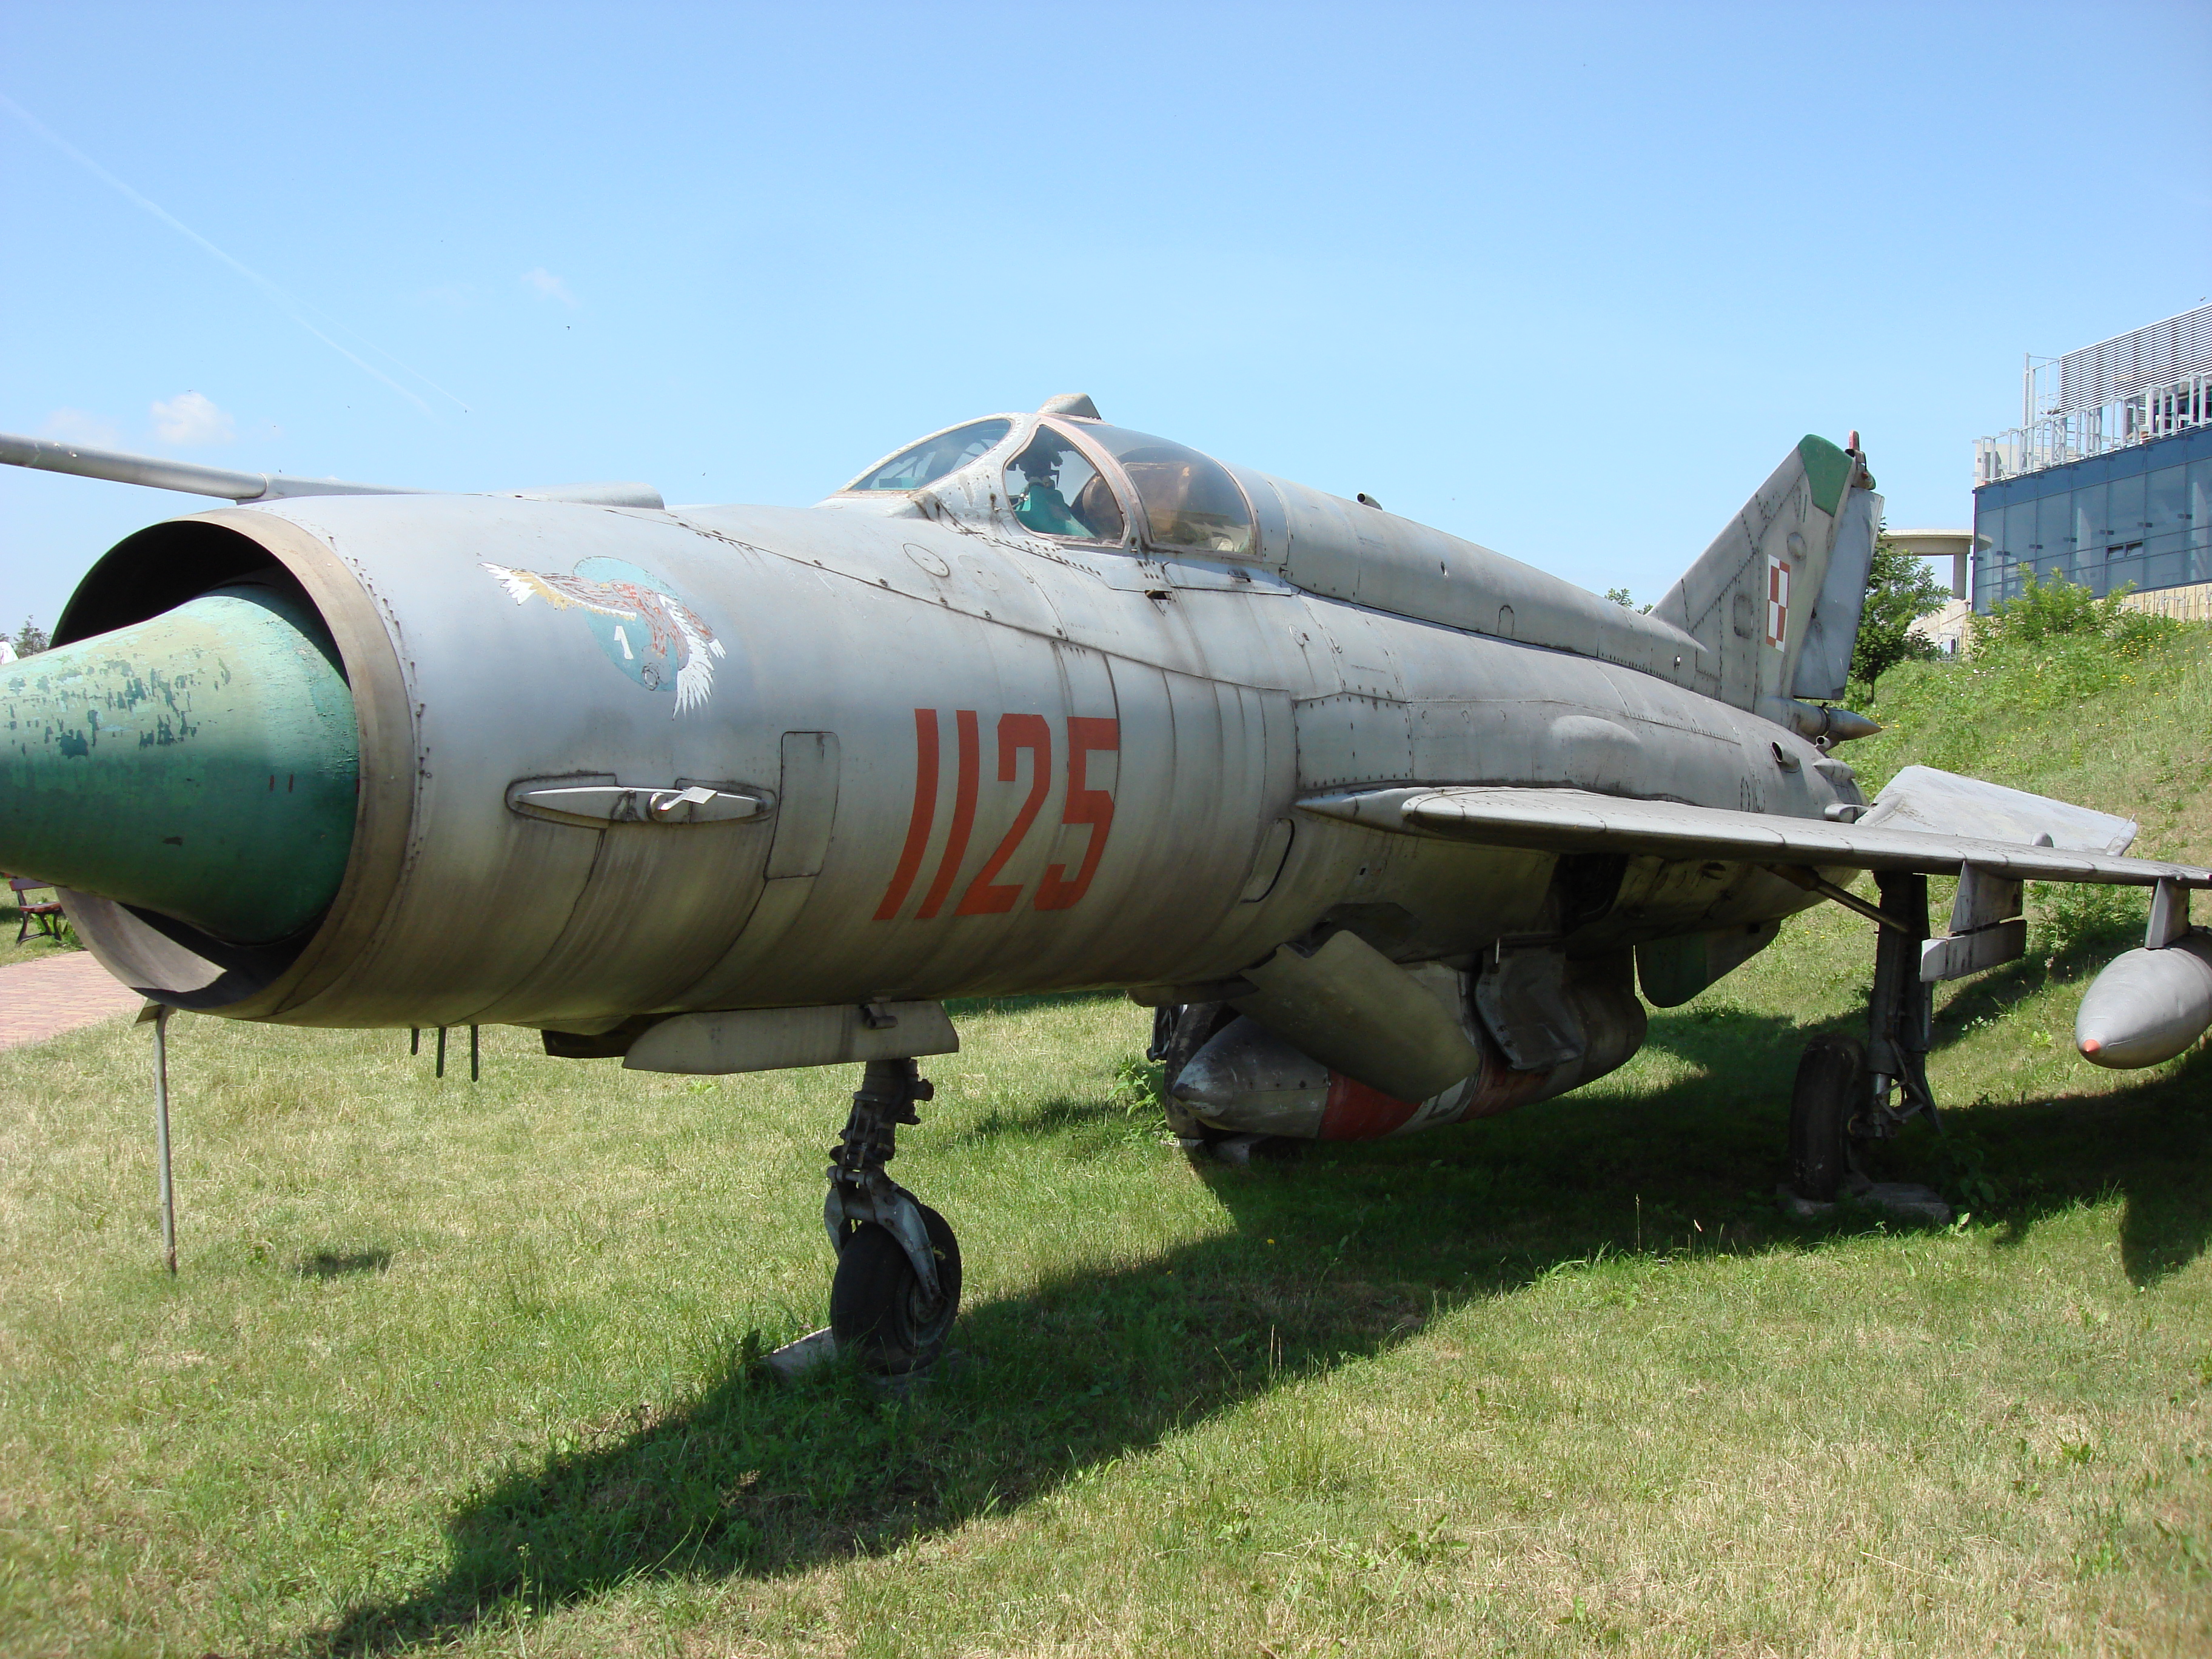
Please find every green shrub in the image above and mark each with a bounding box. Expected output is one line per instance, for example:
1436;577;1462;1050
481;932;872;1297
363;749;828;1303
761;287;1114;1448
1973;570;2127;649
2111;607;2187;660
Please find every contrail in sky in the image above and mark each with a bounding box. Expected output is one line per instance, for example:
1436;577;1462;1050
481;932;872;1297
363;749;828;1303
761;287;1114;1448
1;93;468;418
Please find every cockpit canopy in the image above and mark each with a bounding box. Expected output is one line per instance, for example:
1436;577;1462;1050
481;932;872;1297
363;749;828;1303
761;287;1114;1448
838;405;1256;559
846;418;1013;494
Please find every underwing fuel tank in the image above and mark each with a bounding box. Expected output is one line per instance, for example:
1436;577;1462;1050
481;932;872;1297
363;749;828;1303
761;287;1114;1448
2075;932;2212;1068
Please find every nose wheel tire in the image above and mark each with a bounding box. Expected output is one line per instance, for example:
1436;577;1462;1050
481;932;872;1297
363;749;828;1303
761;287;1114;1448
830;1204;961;1374
1787;1033;1866;1203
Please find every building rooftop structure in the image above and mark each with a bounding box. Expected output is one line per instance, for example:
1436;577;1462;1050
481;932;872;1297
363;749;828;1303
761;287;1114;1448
1976;305;2211;485
1970;303;2212;615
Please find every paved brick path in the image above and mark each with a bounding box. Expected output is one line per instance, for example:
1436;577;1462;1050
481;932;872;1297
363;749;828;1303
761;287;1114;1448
0;952;144;1049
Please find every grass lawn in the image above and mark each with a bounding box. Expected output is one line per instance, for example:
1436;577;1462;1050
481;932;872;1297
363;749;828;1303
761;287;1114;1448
1;631;2208;1657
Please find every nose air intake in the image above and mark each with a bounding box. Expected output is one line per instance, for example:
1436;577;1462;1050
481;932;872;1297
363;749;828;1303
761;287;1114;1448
0;585;359;945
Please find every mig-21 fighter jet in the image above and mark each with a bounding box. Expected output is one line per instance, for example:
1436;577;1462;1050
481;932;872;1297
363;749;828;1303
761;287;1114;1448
3;398;2206;1372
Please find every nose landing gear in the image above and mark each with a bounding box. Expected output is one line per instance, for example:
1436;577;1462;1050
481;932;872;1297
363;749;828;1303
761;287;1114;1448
825;1057;961;1373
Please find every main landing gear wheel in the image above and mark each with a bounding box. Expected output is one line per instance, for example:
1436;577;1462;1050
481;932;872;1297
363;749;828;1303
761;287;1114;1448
830;1204;962;1375
1787;1033;1867;1203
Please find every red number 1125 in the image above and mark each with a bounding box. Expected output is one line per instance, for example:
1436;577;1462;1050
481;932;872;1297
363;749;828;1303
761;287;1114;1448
873;709;1119;922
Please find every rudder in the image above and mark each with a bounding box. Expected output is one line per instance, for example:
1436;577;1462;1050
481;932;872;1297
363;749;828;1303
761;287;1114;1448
1650;435;1880;714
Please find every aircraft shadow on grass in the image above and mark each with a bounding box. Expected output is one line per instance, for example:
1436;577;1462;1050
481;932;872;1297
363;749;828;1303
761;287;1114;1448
306;1006;2209;1656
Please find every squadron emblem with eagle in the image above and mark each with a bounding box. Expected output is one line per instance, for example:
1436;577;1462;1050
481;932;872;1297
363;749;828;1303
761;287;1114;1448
479;556;727;712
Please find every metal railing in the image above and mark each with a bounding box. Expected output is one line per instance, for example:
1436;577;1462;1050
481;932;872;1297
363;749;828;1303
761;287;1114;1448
1974;306;2212;485
1975;373;2211;484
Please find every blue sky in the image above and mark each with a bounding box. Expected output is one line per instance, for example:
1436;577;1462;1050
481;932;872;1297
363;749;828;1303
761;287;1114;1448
3;2;2207;632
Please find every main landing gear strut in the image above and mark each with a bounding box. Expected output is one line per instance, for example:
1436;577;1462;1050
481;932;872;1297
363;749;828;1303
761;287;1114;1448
825;1057;961;1373
1786;871;1946;1208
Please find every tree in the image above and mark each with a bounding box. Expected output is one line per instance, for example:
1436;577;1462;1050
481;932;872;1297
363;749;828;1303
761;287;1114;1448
1848;534;1947;694
11;618;48;657
1604;587;1652;614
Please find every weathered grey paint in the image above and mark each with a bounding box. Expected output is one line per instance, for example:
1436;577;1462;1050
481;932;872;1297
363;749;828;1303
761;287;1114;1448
24;409;2206;1114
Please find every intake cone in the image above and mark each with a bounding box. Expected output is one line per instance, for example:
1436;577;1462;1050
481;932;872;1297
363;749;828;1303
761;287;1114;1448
0;585;358;944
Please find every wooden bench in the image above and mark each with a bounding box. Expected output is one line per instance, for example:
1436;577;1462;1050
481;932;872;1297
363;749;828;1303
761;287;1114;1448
7;876;66;942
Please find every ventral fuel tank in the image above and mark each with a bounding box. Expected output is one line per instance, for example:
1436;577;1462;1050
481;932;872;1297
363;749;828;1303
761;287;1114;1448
1173;954;1648;1140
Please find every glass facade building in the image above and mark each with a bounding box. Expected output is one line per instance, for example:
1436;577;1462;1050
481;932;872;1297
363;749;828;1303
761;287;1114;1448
1971;423;2212;611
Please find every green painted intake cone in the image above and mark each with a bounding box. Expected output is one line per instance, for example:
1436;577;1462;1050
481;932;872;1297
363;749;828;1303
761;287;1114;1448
0;584;359;944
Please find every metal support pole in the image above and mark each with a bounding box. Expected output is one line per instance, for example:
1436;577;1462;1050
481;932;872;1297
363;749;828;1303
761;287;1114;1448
152;1004;176;1275
409;1027;420;1056
470;1024;480;1082
435;1025;446;1078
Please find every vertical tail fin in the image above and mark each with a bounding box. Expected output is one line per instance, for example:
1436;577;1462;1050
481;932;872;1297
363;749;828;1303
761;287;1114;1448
1650;435;1880;714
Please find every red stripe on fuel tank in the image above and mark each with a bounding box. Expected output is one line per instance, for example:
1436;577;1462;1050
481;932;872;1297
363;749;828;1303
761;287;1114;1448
1318;1073;1421;1141
956;712;1052;916
873;708;940;921
917;709;981;919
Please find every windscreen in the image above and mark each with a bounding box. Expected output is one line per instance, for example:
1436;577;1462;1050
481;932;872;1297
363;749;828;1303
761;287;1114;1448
846;418;1014;492
1079;425;1254;556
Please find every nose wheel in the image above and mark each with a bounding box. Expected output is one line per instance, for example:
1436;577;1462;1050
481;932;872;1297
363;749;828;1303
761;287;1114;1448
830;1201;961;1373
825;1057;961;1373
